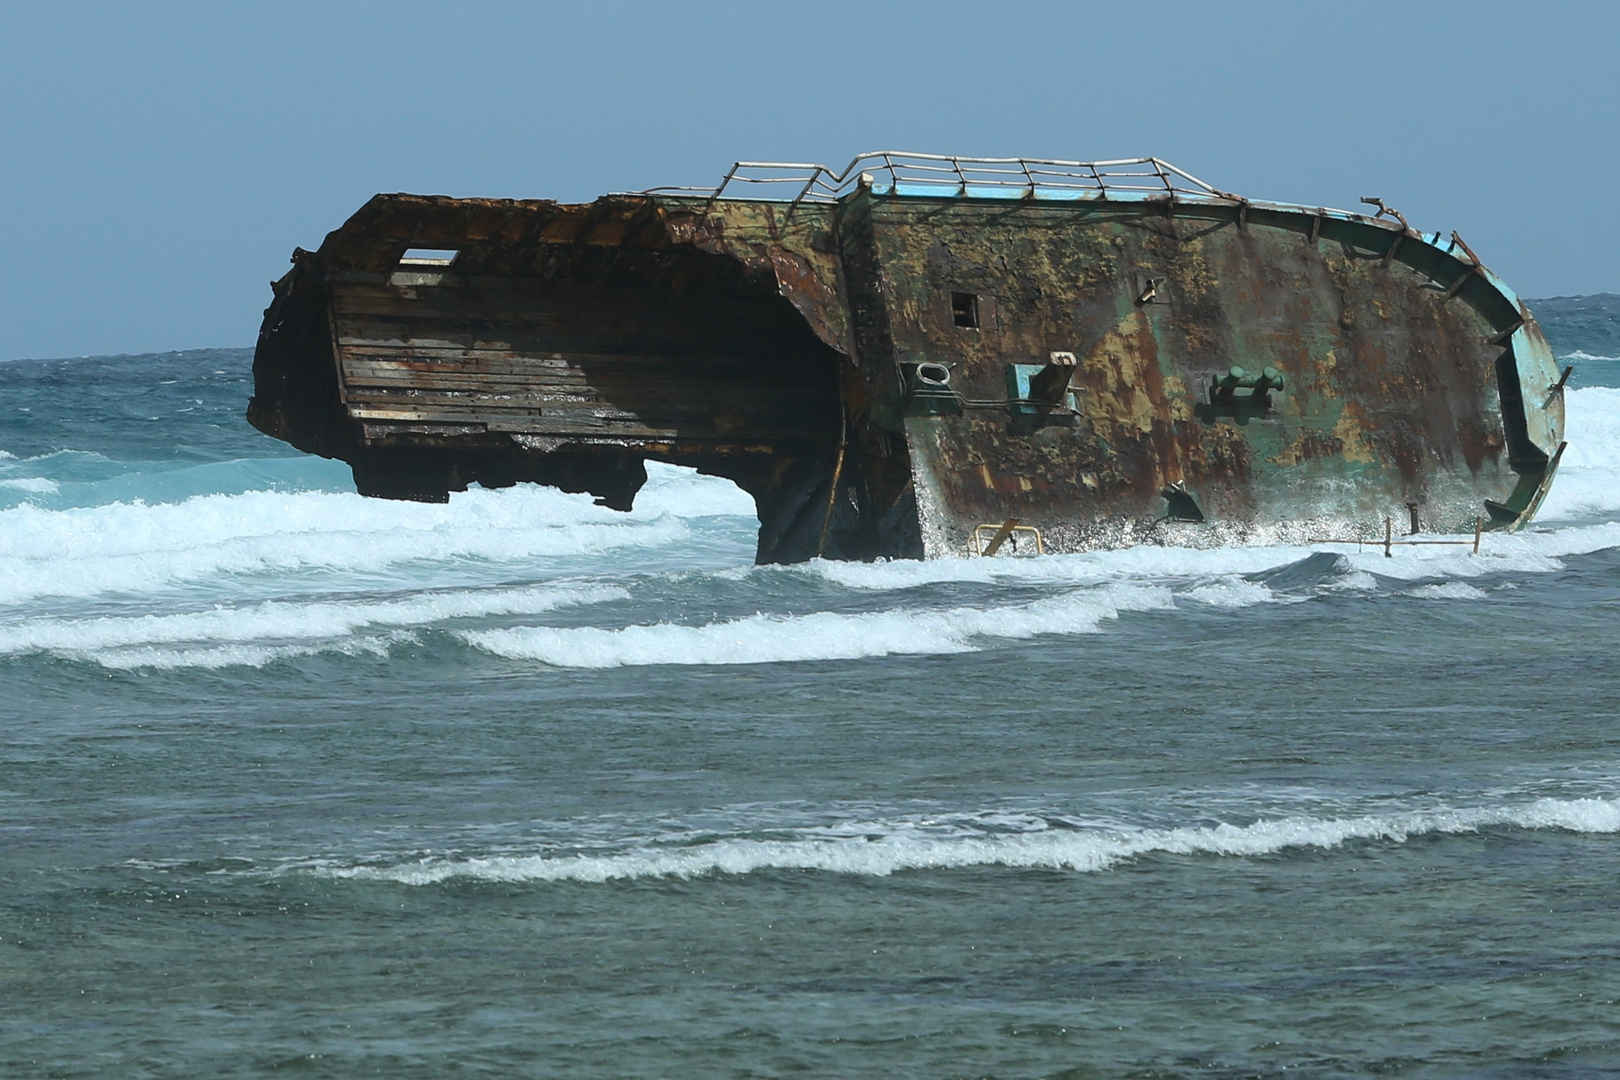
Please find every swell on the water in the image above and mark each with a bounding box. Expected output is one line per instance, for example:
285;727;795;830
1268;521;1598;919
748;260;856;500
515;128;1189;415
309;797;1620;885
0;583;626;668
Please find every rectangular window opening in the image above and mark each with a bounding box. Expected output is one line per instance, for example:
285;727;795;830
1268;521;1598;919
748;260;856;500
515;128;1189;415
399;248;459;267
951;291;980;329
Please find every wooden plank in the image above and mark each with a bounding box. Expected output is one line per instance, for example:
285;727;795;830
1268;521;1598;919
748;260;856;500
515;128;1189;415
343;390;809;425
337;345;772;372
344;392;717;420
345;390;602;408
342;372;595;391
329;295;795;351
343;394;820;424
338;370;812;403
330;277;793;328
339;356;766;378
337;358;821;400
328;309;818;364
338;331;758;362
347;401;829;438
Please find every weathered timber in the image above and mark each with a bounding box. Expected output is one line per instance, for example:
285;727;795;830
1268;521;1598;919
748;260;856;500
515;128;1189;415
249;153;1565;563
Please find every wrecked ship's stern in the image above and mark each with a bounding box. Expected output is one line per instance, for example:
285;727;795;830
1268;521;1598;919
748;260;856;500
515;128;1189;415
251;157;1564;563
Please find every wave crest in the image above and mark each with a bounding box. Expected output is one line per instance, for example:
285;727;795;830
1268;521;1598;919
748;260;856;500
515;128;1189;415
311;797;1620;885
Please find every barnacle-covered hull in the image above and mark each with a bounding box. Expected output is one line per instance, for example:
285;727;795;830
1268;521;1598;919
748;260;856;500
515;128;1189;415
249;155;1565;562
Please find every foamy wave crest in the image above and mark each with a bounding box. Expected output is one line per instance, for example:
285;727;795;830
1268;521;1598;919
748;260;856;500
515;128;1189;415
84;631;413;671
0;477;57;494
1404;581;1488;601
458;583;1178;667
0;486;683;605
0;582;626;668
317;797;1620;885
785;544;1320;592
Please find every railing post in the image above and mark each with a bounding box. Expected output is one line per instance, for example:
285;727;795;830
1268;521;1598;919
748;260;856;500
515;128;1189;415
706;162;741;212
789;167;825;215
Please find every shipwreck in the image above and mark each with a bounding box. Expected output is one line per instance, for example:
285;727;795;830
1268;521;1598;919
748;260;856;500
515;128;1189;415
248;152;1566;563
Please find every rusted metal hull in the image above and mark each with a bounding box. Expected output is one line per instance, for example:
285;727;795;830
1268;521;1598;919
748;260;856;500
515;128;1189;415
249;157;1564;563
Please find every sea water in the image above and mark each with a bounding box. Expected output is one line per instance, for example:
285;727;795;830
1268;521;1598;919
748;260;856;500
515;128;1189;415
2;297;1619;1078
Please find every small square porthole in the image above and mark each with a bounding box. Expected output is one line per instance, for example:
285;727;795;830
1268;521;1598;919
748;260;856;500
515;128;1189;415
399;248;459;267
951;291;980;329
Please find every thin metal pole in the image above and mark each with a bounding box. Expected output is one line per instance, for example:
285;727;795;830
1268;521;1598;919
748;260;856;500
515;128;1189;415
816;367;850;558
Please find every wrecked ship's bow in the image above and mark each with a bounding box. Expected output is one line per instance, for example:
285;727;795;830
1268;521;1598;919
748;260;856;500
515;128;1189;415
250;153;1565;563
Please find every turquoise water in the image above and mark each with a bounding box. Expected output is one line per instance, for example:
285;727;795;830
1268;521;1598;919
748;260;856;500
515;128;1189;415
3;300;1620;1078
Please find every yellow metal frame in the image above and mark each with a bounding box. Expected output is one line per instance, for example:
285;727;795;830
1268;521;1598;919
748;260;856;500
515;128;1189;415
969;521;1045;556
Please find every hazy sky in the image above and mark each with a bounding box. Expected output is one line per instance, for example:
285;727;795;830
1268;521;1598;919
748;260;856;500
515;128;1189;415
1;1;1615;360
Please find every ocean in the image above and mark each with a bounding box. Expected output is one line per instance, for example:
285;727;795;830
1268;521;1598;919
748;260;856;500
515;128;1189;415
3;295;1619;1078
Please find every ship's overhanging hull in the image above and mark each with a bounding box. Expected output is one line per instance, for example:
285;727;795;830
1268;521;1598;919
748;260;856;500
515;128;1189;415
250;177;1564;563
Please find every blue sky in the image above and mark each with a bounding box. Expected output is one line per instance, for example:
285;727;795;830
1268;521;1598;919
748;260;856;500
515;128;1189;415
1;0;1615;360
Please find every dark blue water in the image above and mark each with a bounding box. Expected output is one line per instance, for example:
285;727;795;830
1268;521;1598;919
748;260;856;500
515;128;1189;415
3;302;1620;1078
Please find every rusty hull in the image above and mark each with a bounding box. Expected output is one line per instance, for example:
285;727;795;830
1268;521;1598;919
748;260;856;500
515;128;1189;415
249;167;1564;563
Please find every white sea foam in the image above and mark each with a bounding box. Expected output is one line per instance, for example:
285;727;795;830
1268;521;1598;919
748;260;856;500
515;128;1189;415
0;459;758;607
0;486;682;606
1560;350;1620;363
753;526;1590;609
634;461;755;517
1174;577;1279;608
0;582;626;667
789;544;1318;593
1539;386;1620;520
456;512;1620;670
1404;581;1489;601
314;796;1620;885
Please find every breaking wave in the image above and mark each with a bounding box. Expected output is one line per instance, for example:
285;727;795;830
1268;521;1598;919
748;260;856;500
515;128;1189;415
0;477;58;493
0;582;625;668
458;583;1180;668
0;463;745;606
310;797;1620;885
87;632;414;671
1538;385;1620;520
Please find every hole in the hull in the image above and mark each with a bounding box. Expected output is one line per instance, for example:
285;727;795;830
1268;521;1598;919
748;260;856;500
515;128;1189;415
640;461;756;518
399;248;459;267
916;363;951;386
951;292;980;329
1161;483;1206;523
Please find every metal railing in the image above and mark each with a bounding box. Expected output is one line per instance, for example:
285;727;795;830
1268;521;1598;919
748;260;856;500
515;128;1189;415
1309;516;1486;557
641;152;1240;208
